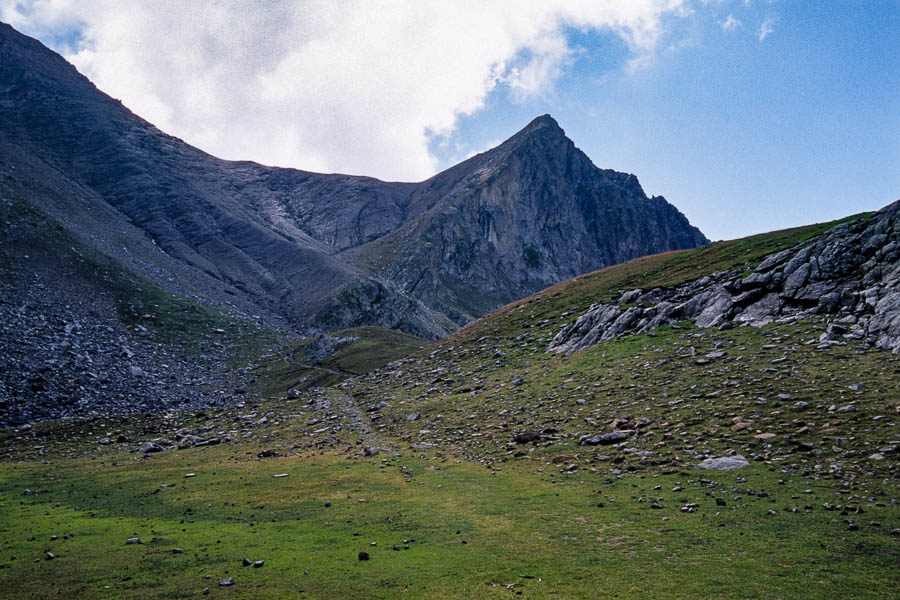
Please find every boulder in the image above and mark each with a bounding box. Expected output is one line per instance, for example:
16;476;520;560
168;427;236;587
696;455;750;470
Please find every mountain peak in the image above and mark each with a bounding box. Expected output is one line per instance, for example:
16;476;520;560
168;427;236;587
524;113;561;131
514;113;565;139
485;114;569;160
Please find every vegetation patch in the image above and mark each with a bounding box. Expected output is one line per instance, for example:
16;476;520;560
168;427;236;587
1;450;896;599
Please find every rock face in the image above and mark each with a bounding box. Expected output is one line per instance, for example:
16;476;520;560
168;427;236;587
550;200;900;354
366;116;709;324
0;23;706;340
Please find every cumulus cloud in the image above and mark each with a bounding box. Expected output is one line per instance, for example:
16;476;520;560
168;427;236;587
1;0;687;181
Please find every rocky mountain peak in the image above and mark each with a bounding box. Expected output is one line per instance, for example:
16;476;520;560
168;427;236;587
514;113;565;138
483;113;571;163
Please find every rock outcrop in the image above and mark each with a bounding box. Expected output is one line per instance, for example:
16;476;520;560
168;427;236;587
550;200;900;354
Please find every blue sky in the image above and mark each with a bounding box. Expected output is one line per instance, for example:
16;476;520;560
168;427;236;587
435;2;900;240
2;1;898;240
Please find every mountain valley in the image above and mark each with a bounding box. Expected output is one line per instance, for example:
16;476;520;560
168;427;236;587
0;20;897;600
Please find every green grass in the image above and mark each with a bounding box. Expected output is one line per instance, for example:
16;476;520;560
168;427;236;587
1;449;895;599
254;327;428;398
106;268;278;356
323;327;428;375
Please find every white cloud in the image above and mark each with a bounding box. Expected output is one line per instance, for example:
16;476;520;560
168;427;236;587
1;0;687;181
720;14;741;31
758;17;775;41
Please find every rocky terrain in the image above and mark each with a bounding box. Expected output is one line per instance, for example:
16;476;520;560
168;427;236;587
0;22;706;341
0;279;241;428
0;188;274;428
0;202;895;599
549;200;900;354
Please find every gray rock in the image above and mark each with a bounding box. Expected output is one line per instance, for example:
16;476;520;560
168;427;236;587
138;442;162;454
514;431;542;444
619;289;643;304
696;455;750;470
192;437;220;447
578;430;628;446
177;435;200;449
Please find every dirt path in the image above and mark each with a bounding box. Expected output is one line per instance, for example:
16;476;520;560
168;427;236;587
331;389;398;455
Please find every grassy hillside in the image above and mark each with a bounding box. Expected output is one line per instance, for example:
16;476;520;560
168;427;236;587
253;326;429;398
0;212;896;599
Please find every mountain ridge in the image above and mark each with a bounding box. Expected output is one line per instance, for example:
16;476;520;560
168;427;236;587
0;21;707;339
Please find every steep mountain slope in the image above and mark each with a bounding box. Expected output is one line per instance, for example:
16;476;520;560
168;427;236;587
0;176;276;427
0;22;706;339
0;22;451;339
